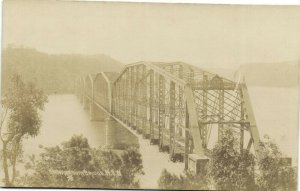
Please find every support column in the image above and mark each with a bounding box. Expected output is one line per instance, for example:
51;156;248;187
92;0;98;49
169;81;176;158
130;67;135;126
158;75;165;149
218;90;224;141
240;89;245;154
122;77;126;121
241;83;262;158
202;75;208;148
90;103;107;121
80;93;84;104
135;66;141;131
149;70;154;139
105;117;117;148
184;103;190;170
90;102;95;120
125;70;131;125
120;76;125;121
116;81;120;117
83;96;89;110
178;65;184;137
217;78;225;142
111;83;115;115
141;65;148;137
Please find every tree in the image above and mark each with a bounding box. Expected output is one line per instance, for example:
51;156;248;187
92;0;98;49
18;135;144;189
158;130;296;191
119;147;144;187
158;168;210;190
0;74;48;186
257;135;297;191
159;129;256;190
158;169;185;189
210;129;256;191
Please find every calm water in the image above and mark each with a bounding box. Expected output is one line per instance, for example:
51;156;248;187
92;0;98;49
248;86;299;165
23;94;138;155
22;94;184;188
19;86;299;187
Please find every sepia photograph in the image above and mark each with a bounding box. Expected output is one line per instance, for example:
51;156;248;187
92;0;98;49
0;0;299;190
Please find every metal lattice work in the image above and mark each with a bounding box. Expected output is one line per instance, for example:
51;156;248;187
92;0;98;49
77;61;263;168
84;74;94;100
154;62;262;157
112;62;189;159
94;73;113;112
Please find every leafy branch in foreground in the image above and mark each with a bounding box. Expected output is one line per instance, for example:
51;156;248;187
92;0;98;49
0;74;48;186
158;168;210;190
257;135;297;191
17;135;144;189
159;129;297;191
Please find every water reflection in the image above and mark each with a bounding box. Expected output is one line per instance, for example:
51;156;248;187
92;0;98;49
23;94;138;157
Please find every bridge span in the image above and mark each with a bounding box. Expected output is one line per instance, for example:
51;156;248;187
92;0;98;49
75;61;263;173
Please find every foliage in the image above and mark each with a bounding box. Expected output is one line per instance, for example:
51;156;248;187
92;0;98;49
120;146;144;187
210;129;256;191
158;129;256;190
0;74;48;186
158;168;210;190
17;135;144;189
256;135;297;191
158;130;297;191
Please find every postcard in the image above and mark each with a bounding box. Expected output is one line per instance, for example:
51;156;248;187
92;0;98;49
1;0;299;190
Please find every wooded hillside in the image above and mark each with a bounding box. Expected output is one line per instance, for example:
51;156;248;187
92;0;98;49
2;47;123;94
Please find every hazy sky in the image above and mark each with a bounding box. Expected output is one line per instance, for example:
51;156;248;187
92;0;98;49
3;0;300;68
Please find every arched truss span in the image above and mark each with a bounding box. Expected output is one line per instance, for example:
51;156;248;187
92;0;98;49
84;74;94;101
77;62;262;160
112;62;262;159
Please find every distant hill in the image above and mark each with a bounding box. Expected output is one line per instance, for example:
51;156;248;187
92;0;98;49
240;61;299;87
2;47;124;94
206;61;299;88
2;47;298;95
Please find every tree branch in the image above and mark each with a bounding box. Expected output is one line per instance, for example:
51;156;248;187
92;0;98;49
0;107;8;143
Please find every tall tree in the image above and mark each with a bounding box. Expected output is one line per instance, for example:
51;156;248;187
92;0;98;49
257;135;297;191
0;74;48;186
210;129;256;191
158;129;256;190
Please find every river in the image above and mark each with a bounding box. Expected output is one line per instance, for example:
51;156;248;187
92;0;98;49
248;86;299;164
22;94;185;189
20;86;299;188
23;94;139;153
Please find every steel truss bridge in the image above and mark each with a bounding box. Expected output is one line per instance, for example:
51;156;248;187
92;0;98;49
76;62;263;171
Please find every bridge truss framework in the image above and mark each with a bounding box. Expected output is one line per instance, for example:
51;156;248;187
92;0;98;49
76;62;263;171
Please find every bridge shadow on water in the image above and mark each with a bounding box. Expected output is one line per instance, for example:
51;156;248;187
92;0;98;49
22;94;138;157
86;103;139;150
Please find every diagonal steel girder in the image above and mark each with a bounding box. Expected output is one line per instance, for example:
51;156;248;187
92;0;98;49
80;61;263;160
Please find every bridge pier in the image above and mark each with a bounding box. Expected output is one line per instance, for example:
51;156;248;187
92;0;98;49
83;96;89;110
90;102;106;121
187;154;209;175
105;117;117;148
80;94;84;104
